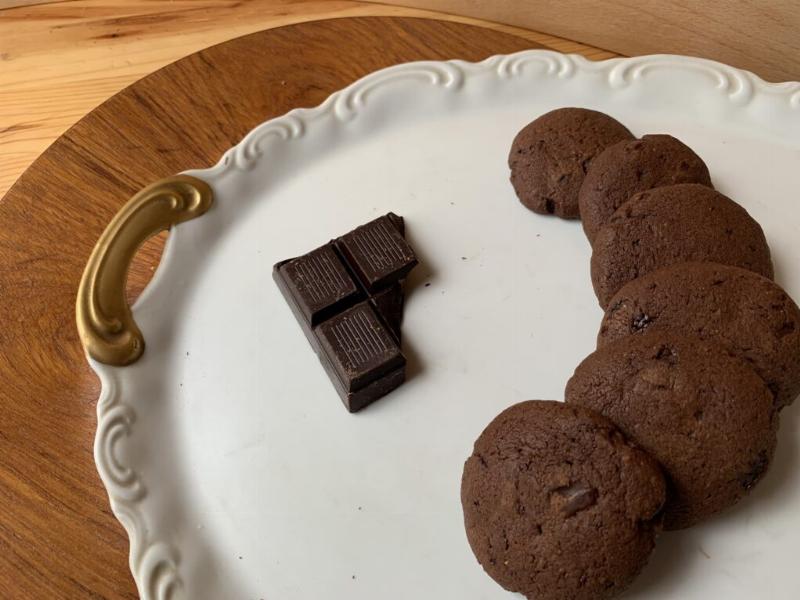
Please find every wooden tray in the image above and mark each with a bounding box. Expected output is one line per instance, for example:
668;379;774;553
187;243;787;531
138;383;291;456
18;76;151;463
74;43;800;599
0;17;538;598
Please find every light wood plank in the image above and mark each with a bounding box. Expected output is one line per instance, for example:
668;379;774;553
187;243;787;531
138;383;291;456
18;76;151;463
0;0;615;198
383;0;800;82
0;0;67;9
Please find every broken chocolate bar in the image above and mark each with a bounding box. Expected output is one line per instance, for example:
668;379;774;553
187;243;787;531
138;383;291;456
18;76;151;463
274;213;418;412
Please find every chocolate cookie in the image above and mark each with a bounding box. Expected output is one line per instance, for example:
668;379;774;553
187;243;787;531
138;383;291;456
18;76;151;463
579;135;713;243
566;333;778;529
599;262;800;408
508;108;633;219
461;400;665;600
591;184;773;307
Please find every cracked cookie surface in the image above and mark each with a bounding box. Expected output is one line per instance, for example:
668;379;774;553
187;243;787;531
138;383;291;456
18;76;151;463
598;262;800;409
508;108;633;219
461;400;665;600
579;134;712;243
590;184;772;308
566;333;778;529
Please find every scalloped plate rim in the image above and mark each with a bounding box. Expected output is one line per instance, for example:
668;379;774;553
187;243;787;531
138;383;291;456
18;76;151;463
86;49;800;600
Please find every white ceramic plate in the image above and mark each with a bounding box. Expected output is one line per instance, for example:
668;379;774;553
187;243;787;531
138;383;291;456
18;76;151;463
89;50;800;600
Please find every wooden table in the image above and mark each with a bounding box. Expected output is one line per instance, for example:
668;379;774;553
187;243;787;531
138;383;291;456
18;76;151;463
0;0;615;199
0;9;612;599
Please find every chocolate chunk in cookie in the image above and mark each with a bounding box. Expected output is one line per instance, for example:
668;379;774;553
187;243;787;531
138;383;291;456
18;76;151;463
599;262;800;408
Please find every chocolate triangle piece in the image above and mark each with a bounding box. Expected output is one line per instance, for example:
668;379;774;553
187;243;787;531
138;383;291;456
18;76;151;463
387;212;405;236
371;282;405;342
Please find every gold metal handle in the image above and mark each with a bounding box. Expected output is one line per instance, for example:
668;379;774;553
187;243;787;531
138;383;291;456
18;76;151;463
76;175;213;366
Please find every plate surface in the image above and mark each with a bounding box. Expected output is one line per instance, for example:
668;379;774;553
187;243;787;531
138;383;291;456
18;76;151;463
90;50;800;599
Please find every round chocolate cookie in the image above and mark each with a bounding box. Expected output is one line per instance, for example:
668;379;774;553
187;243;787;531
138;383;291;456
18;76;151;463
599;262;800;408
579;135;713;243
591;184;773;307
461;400;665;600
566;333;778;529
508;108;633;219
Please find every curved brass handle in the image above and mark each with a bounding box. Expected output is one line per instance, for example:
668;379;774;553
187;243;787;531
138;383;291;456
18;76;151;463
76;175;213;366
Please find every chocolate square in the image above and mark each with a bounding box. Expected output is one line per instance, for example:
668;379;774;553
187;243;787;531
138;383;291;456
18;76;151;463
316;302;405;393
337;214;417;292
277;245;361;326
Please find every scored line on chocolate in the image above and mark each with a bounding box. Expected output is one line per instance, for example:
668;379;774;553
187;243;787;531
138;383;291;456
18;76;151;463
353;309;389;358
291;250;341;304
331;309;389;367
333;315;366;366
352;220;407;271
312;250;344;300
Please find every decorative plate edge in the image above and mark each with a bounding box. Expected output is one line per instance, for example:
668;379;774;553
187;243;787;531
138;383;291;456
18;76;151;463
208;50;800;175
89;49;800;600
94;367;183;600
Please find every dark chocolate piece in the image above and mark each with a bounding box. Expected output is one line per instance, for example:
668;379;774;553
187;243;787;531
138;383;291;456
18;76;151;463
274;213;417;412
316;303;405;411
279;245;362;326
370;283;404;341
337;215;417;292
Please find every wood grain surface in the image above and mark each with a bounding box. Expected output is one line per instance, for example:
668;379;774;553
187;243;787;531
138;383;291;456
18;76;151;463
0;16;549;599
0;0;615;199
386;0;800;83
